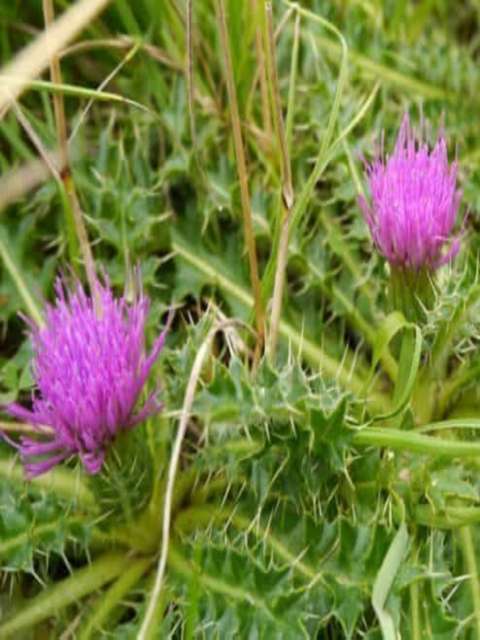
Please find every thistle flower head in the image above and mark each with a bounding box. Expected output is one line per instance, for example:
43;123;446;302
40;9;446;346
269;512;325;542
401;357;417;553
358;114;462;270
5;278;168;478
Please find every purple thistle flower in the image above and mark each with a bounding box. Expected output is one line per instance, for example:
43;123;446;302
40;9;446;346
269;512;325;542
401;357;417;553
4;278;168;478
358;114;462;270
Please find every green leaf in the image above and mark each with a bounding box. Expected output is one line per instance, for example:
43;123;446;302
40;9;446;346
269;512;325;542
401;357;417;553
0;484;90;571
372;522;409;640
374;324;422;421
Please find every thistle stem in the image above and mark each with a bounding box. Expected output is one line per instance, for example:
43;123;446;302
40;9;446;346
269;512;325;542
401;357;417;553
409;544;422;640
77;557;152;640
0;552;130;638
458;526;480;639
354;427;480;458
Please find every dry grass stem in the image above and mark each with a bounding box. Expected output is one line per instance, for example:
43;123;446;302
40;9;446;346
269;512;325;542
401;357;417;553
0;0;111;117
216;0;265;359
0;152;63;212
41;0;98;305
139;320;237;639
264;2;294;359
251;0;272;138
42;0;69;169
11;101;62;182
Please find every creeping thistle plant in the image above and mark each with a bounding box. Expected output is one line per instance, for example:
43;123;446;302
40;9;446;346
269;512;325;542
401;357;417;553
2;3;480;640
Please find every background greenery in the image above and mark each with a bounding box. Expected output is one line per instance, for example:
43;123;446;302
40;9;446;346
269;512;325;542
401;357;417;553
1;0;480;637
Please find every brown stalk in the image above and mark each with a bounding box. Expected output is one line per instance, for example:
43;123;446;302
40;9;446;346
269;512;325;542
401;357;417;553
216;0;265;359
245;4;294;121
264;2;294;359
250;0;272;138
42;0;98;304
0;0;111;117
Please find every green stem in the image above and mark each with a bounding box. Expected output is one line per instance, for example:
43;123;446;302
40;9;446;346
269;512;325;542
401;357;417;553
254;11;381;344
354;427;480;458
77;557;152;640
458;526;480;639
0;552;132;639
148;465;199;544
138;578;171;640
190;475;235;505
202;425;480;473
407;537;422;640
418;418;480;433
285;10;300;153
58;168;80;267
414;505;480;529
409;576;422;640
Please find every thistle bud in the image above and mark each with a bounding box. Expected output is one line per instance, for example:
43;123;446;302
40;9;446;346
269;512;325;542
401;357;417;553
359;114;462;320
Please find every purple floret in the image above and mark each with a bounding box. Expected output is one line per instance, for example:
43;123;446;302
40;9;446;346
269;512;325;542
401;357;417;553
5;278;168;477
358;114;462;270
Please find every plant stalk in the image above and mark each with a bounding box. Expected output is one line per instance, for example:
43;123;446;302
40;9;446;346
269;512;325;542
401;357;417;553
186;0;196;143
77;557;152;640
139;320;237;639
216;0;265;359
251;0;272;138
263;1;294;360
0;552;131;638
458;526;480;639
43;0;98;305
354;427;480;458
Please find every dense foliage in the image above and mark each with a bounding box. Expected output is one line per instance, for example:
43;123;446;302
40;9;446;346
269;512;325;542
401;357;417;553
2;1;480;638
